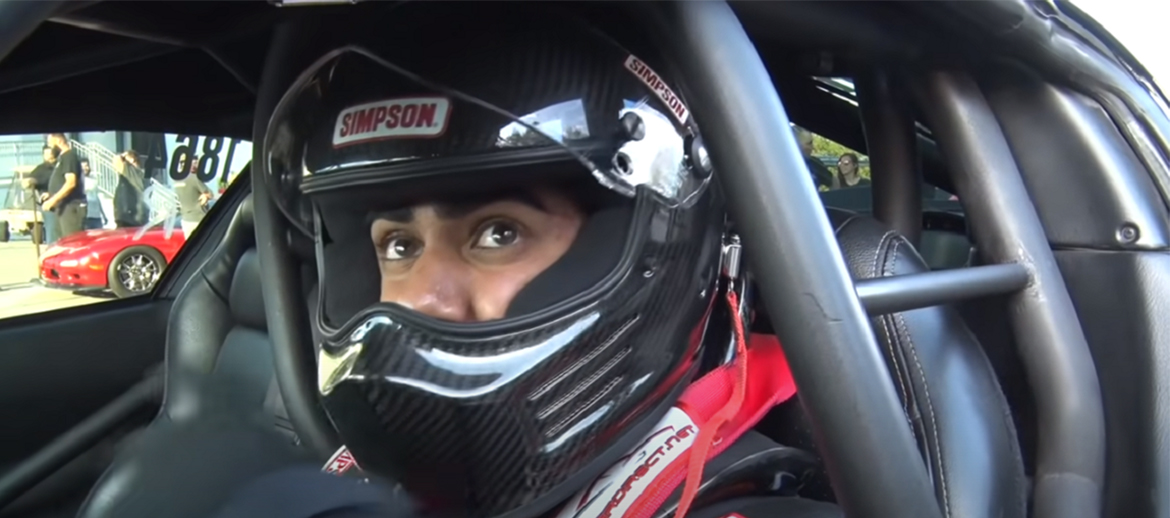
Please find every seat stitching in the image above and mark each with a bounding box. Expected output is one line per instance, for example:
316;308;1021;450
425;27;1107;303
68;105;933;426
890;236;951;518
878;314;910;414
873;230;910;418
832;213;862;236
871;230;896;277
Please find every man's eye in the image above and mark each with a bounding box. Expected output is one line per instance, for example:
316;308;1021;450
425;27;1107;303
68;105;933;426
383;237;422;260
474;222;520;249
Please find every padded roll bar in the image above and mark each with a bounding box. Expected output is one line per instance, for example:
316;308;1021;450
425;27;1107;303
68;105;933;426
913;71;1106;518
653;3;942;518
0;1;63;66
252;17;341;459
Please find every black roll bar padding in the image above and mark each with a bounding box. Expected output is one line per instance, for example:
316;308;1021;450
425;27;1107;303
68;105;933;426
0;41;180;97
0;1;64;66
856;69;922;246
912;71;1106;518
653;3;942;518
204;45;259;95
0;373;163;511
252;15;341;460
856;263;1028;316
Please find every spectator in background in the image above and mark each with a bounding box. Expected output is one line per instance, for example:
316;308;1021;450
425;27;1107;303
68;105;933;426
24;145;58;244
43;133;86;239
792;126;834;190
175;154;212;238
80;158;107;229
834;153;869;189
112;150;148;228
28;145;56;193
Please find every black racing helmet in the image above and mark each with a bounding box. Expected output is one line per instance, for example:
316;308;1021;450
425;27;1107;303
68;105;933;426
264;4;724;518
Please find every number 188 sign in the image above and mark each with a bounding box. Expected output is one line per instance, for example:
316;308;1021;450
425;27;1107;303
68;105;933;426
166;134;251;184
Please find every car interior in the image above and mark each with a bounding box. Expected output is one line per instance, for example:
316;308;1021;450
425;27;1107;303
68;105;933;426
0;2;1166;518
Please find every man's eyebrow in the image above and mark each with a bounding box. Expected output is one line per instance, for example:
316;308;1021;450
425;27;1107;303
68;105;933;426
369;208;413;224
367;192;548;225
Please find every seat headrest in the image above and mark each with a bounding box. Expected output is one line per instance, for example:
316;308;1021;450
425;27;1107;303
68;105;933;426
229;249;267;330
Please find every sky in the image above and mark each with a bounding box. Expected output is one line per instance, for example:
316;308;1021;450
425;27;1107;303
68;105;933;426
1072;0;1169;90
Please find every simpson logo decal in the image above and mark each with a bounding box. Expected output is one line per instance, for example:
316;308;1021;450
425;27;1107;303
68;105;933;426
556;407;697;518
333;97;452;147
323;445;360;475
624;55;689;124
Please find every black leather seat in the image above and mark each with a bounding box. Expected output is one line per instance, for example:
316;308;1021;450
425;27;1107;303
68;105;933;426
763;209;1027;517
76;196;311;518
828;208;1028;518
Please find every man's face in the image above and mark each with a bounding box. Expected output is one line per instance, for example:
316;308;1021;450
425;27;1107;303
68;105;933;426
798;134;814;157
81;161;91;175
42;149;55;163
48;135;62;150
368;188;584;322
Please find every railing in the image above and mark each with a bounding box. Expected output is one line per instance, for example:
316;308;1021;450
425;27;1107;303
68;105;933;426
71;139;181;227
70;139;121;199
0;140;180;231
133;180;182;239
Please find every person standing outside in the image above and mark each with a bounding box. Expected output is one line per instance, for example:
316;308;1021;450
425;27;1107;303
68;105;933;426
43;133;86;239
23;145;58;244
835;153;870;188
112;150;148;228
174;154;212;237
792;126;834;191
80;158;107;229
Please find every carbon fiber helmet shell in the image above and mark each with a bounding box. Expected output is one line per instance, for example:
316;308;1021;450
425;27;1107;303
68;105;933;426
263;4;725;517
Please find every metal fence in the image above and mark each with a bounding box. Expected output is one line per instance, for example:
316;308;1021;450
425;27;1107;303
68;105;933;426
71;139;123;198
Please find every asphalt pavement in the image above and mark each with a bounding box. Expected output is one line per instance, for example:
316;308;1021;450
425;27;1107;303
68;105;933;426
0;239;106;319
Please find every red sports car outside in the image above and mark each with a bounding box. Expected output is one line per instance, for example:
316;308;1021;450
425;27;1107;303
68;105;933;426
40;225;186;298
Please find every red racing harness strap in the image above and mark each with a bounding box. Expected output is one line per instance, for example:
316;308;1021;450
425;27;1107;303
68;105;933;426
555;291;797;518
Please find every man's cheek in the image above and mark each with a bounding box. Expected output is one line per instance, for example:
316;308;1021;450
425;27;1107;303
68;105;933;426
379;279;403;305
481;271;540;321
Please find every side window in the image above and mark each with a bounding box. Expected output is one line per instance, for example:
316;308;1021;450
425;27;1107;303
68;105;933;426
805;76;962;216
0;131;251;319
794;126;874;212
798;126;960;215
791;125;870;192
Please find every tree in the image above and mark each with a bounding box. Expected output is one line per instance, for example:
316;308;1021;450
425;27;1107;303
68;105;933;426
497;123;560;148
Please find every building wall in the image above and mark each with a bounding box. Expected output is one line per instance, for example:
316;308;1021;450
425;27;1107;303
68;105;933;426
0;134;47;177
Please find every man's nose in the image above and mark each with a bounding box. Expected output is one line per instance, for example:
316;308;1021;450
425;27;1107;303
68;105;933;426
388;250;476;323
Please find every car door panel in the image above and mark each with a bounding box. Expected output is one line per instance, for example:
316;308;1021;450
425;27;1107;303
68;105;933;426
0;299;169;468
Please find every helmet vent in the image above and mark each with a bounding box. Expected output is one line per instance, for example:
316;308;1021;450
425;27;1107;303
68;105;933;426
536;346;630;423
527;315;640;401
542;373;625;439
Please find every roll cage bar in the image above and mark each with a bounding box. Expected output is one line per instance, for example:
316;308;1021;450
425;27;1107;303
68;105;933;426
653;4;1102;517
0;1;1135;518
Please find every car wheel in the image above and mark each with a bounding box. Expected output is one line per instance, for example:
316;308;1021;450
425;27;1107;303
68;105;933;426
108;246;166;298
